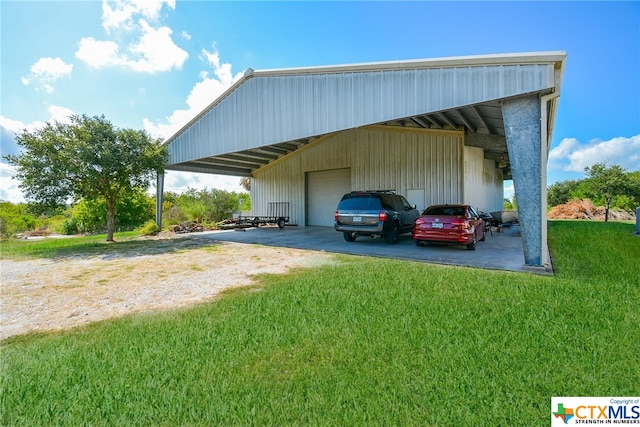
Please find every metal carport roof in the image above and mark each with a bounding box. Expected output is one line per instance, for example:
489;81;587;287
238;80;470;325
164;51;566;177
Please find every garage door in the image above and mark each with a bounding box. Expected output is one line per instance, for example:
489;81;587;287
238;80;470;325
306;168;351;226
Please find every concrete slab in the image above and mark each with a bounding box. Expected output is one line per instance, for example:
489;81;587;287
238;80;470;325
194;224;530;273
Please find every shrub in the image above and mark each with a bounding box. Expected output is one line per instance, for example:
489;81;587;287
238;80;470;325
62;217;81;235
138;220;161;236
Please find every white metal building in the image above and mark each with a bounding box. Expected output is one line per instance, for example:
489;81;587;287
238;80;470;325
159;51;566;270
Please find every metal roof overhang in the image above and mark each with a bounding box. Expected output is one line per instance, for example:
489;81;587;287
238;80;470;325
164;52;565;178
165;98;547;177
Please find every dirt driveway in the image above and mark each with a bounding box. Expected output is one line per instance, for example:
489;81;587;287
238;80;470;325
0;235;336;340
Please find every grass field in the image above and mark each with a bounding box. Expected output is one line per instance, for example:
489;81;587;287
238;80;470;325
1;221;639;425
0;231;141;260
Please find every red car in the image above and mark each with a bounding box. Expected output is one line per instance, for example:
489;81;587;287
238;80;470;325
413;204;486;250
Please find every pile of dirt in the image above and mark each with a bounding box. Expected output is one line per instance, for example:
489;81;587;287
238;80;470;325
547;199;635;220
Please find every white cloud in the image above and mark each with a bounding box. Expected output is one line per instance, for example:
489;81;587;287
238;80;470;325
0;162;25;203
549;135;640;172
76;1;187;73
503;181;515;201
203;48;236;86
47;106;76;124
0;116;30;135
0;107;76;203
127;19;188;72
142;47;247;195
143;48;244;139
0;106;73;135
102;0;175;32
0;105;72;139
163;171;244;195
76;37;122;68
21;57;73;92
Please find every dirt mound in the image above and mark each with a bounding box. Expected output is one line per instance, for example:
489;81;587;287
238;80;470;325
547;199;635;220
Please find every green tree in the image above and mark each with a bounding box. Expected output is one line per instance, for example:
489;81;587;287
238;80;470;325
65;188;155;234
4;115;168;241
240;177;251;192
582;163;630;222
547;179;580;207
0;202;35;237
627;170;640;209
503;195;517;211
174;188;244;224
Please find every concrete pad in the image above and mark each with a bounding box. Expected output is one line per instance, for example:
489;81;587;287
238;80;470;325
194;224;531;273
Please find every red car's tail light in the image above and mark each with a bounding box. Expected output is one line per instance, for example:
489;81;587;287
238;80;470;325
451;219;470;230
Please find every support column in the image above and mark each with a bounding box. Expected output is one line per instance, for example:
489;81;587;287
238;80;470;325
502;95;543;267
156;173;164;228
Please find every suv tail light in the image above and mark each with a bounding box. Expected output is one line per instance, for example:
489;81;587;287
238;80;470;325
334;211;339;221
379;211;387;222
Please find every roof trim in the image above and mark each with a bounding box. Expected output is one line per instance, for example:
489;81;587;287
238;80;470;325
255;51;567;76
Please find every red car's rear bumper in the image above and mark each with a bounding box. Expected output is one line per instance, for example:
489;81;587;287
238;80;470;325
412;229;475;245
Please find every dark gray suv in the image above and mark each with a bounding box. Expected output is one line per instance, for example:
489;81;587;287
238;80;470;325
334;190;420;244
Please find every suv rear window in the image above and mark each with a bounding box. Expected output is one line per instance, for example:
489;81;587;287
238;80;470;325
338;195;383;210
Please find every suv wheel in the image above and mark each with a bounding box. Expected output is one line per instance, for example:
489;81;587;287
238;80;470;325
343;232;356;242
385;223;400;244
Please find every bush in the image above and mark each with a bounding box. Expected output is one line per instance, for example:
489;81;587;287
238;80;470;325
62;217;81;235
162;204;186;226
0;202;38;237
137;220;161;236
170;188;249;224
67;188;155;233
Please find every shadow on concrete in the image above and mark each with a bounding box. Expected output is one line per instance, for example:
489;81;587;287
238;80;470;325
195;224;528;273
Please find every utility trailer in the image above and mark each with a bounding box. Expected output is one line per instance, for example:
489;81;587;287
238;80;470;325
489;210;519;231
236;202;290;229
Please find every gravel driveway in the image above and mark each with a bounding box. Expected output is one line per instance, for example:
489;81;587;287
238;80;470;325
0;235;336;340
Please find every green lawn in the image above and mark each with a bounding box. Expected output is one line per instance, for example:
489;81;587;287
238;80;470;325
1;221;639;426
0;231;141;260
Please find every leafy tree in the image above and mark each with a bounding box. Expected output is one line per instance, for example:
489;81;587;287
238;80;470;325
0;202;35;237
159;191;187;226
178;190;209;224
4;115;168;241
503;195;517;211
628;170;640;208
547;179;580;207
582;163;630;222
64;188;155;234
171;188;249;225
240;176;251;192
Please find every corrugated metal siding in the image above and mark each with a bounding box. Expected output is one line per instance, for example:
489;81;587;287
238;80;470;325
252;127;464;225
350;128;463;207
463;146;503;212
251;160;304;224
168;64;554;165
485;158;505;212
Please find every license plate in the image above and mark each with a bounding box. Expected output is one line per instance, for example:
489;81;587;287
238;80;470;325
352;216;363;222
432;222;443;229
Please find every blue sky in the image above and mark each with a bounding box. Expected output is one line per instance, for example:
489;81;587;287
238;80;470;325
1;0;639;203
